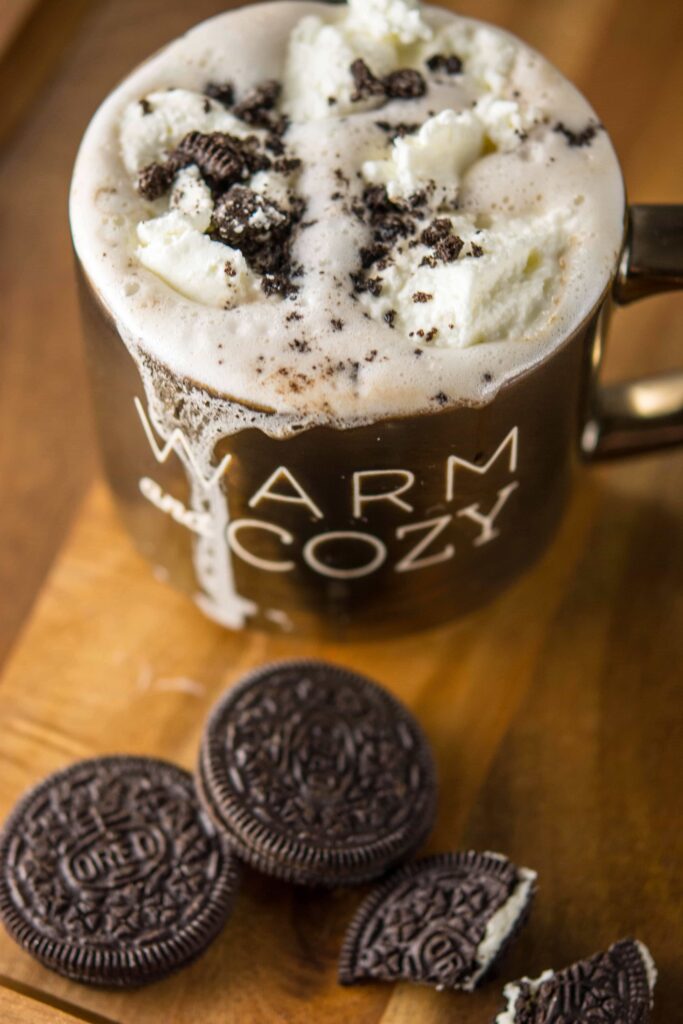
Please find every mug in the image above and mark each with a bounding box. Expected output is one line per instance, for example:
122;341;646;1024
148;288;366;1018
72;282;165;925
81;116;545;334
77;198;683;639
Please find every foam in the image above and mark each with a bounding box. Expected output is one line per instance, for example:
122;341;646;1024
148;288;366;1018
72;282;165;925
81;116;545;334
70;1;625;434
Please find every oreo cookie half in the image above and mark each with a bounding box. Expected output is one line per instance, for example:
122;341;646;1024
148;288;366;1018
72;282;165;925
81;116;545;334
494;938;657;1023
197;660;437;886
339;851;536;990
0;756;240;987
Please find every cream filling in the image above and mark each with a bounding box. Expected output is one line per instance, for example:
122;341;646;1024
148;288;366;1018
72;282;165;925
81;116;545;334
468;863;537;990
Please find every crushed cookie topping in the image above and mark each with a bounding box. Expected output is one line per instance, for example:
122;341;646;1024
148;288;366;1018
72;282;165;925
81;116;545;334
350;59;387;102
233;80;287;133
350;59;427;106
554;120;602;147
375;121;420;140
134;78;307;298
204;81;235;108
420;219;464;263
426;54;463;75
137;161;176;201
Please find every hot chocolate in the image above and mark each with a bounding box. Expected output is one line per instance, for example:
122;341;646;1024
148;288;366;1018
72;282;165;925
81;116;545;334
70;1;627;635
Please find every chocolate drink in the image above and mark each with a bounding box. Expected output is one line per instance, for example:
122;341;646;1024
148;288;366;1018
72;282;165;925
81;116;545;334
70;0;625;637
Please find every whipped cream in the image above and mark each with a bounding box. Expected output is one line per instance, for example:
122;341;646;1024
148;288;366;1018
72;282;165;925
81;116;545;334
120;88;251;173
283;0;432;122
70;1;625;428
359;210;568;348
468;859;537;991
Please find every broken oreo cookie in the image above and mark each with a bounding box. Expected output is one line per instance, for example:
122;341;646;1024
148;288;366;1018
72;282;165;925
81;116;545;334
197;660;437;887
494;938;657;1023
0;756;239;987
350;59;427;105
339;851;536;990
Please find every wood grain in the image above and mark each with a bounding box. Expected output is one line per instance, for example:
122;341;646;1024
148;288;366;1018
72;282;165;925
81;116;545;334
0;977;119;1024
0;0;93;146
0;0;681;1022
0;456;680;1024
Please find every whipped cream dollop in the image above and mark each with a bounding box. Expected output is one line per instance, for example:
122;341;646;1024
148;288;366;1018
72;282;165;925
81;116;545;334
70;0;624;426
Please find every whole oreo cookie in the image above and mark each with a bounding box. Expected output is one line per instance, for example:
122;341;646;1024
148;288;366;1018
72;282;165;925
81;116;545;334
197;660;437;886
339;851;537;990
0;756;240;987
494;938;657;1024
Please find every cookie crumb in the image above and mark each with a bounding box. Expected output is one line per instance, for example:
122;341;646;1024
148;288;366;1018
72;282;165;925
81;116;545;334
426;54;463;75
204;81;235;108
384;69;427;100
554;120;601;147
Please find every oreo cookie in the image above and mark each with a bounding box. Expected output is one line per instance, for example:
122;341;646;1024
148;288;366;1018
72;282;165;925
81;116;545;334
197;660;437;886
0;756;240;987
494;938;657;1023
339;851;536;990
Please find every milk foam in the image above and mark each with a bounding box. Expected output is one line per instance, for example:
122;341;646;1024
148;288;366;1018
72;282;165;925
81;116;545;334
70;1;625;432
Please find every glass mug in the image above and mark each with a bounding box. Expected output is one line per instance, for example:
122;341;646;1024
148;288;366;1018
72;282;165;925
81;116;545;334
74;27;683;640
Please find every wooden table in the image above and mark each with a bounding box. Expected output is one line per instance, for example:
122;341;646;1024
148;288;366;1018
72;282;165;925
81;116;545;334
0;1;681;1022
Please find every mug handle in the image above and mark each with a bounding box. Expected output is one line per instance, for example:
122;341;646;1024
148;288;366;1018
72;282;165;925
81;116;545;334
581;204;683;459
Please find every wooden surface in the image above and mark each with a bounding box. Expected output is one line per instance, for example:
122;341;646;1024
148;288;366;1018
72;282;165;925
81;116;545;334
0;470;681;1024
0;0;682;1022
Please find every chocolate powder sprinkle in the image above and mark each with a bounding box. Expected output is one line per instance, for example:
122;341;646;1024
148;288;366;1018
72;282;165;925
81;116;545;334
426;54;463;75
413;292;433;303
470;243;484;257
139;98;153;115
204;81;235;108
384;310;396;328
330;318;345;331
432;391;449;405
554;120;601;147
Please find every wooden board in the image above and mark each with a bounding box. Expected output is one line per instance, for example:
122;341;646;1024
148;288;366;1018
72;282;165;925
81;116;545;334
1;0;682;1021
0;467;681;1023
